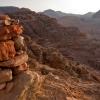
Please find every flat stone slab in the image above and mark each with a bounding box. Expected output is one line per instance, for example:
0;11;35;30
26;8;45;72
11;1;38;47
0;53;28;68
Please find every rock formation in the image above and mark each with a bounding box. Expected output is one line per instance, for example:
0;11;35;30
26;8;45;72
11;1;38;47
8;9;100;70
0;15;29;91
0;12;99;100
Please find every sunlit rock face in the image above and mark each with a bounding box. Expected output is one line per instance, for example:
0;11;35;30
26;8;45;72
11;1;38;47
0;15;29;93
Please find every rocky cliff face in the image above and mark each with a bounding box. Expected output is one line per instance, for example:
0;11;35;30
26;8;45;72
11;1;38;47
42;9;100;40
21;35;100;100
7;9;100;70
0;14;99;100
0;15;30;99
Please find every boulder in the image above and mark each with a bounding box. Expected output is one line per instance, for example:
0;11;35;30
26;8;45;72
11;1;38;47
0;69;12;83
13;63;29;75
0;25;23;41
4;20;11;26
0;40;16;61
0;53;28;67
0;71;34;100
13;36;25;51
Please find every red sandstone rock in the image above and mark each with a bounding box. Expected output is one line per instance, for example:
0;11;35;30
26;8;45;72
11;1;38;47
0;53;28;67
0;69;12;83
0;71;34;100
0;25;23;41
17;63;29;71
11;25;23;36
0;40;16;61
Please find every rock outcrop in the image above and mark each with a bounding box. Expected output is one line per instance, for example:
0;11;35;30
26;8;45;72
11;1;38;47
0;71;34;100
25;36;100;100
0;15;29;91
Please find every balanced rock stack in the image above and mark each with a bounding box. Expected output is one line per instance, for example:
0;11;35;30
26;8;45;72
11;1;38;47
0;15;29;90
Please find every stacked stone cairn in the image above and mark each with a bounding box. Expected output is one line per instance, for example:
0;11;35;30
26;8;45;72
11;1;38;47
0;15;29;91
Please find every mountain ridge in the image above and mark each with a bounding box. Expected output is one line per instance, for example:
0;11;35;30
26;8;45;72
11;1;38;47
0;6;19;14
6;7;100;70
41;9;100;39
0;6;100;100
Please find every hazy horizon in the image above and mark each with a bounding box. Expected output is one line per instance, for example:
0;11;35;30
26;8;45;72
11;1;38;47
0;0;100;14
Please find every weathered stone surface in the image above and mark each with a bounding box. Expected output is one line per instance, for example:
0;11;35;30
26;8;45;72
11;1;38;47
13;63;29;74
18;63;29;71
0;53;28;67
0;71;34;100
0;69;12;83
0;25;23;41
10;25;23;36
13;36;25;51
0;40;16;61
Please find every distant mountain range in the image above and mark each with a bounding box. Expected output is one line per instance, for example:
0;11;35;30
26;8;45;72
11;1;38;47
0;6;98;18
41;9;95;18
40;9;80;18
0;6;31;14
0;6;19;14
41;9;100;39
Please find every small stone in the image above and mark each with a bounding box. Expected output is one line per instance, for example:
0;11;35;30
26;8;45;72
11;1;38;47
18;63;29;71
0;69;13;83
13;36;25;51
16;50;24;55
0;83;6;90
13;63;29;75
54;76;60;80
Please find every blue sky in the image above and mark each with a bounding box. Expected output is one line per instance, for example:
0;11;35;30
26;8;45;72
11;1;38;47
0;0;100;14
